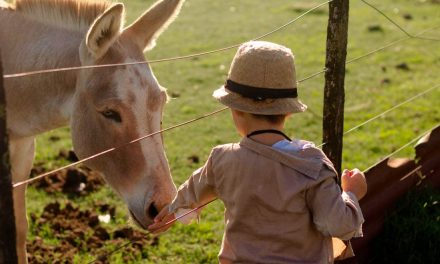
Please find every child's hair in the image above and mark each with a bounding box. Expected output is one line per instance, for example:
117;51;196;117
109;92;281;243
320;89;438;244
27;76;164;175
250;114;287;125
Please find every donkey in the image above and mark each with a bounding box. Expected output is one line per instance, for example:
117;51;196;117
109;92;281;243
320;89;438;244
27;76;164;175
0;0;185;262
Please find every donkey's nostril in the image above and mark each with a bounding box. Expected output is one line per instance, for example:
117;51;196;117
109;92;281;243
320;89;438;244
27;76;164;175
148;203;159;218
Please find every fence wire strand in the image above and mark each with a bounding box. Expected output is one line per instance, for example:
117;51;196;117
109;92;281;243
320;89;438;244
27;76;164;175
12;107;228;188
363;124;438;172
3;0;332;79
298;24;440;84
360;0;440;41
317;83;440;148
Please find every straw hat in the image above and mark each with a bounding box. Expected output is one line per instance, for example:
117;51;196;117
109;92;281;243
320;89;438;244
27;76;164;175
213;41;307;115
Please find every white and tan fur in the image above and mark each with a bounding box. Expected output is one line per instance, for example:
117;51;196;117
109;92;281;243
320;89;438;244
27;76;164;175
0;0;185;262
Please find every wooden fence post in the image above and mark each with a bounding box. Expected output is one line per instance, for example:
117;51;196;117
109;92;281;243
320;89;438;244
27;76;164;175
323;0;350;177
0;50;18;263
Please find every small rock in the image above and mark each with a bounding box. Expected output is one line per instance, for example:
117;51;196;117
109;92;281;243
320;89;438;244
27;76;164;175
88;213;100;227
49;135;61;142
403;13;413;20
381;78;391;85
86;236;104;248
114;227;134;239
43;202;61;216
170;92;181;98
187;155;200;164
66;150;79;162
151;236;160;246
59;150;79;162
395;62;410;71
94;226;110;241
368;24;383;32
72;228;85;239
98;214;111;224
62;169;87;194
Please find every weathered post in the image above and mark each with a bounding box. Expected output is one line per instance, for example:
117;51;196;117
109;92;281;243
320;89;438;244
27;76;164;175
323;0;349;177
0;50;18;263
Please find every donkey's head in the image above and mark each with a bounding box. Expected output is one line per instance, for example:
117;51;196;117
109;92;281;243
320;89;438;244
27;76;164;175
71;0;184;228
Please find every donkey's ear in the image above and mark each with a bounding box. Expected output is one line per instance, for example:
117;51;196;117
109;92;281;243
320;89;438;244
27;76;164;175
122;0;184;51
84;3;124;59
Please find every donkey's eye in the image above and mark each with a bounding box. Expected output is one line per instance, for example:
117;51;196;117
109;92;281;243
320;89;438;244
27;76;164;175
101;109;122;123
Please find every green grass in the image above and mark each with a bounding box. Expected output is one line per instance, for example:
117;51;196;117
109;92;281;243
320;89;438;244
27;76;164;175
25;0;440;262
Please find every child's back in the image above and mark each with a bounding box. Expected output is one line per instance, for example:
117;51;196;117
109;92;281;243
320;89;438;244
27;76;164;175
169;137;363;263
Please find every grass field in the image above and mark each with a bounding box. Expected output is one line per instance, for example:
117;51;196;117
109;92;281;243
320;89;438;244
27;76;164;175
23;0;440;262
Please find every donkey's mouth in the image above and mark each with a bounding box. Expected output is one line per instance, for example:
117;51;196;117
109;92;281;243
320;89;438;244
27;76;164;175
129;210;149;229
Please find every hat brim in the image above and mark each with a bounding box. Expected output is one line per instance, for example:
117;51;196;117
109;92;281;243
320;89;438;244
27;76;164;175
213;86;307;115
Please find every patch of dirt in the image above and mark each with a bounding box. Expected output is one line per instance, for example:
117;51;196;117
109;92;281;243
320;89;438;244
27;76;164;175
27;201;156;263
187;154;200;164
395;62;411;71
367;24;383;32
30;166;105;196
31;149;104;196
57;149;79;162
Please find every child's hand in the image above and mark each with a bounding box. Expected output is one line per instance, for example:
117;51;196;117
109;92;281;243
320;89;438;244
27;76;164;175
148;205;175;234
341;168;367;200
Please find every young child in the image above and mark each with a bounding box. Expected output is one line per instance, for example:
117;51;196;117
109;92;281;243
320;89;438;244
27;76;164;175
148;41;367;263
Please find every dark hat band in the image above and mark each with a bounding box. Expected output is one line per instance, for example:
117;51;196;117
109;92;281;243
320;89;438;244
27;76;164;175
225;80;298;101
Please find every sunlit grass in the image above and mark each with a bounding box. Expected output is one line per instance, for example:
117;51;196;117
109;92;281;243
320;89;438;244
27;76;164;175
26;0;440;262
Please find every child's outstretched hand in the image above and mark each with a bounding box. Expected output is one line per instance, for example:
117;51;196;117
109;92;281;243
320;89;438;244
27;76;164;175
341;168;367;200
148;205;175;234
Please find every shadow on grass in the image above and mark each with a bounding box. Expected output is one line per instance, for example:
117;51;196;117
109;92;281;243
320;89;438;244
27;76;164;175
367;186;440;264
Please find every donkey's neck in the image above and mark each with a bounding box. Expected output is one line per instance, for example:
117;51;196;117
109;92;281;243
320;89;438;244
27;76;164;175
1;12;83;137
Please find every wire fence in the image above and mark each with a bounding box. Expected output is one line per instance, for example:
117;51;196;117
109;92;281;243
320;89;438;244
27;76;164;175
10;0;333;187
2;0;439;261
11;0;440;188
88;120;440;263
87;0;440;260
3;0;332;79
317;83;440;148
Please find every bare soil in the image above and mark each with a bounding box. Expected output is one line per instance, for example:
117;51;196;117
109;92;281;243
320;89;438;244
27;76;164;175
27;201;156;263
27;149;156;263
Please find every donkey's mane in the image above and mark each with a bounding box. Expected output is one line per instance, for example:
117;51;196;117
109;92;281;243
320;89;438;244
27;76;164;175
10;0;114;32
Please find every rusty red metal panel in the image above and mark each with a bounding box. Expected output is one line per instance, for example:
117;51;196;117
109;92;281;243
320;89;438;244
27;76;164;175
336;126;440;263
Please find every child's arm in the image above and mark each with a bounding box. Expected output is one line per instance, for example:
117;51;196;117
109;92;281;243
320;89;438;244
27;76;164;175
148;150;219;233
306;167;366;240
168;165;217;213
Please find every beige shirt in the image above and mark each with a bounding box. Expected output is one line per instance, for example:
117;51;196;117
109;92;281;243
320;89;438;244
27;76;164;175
169;137;364;264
